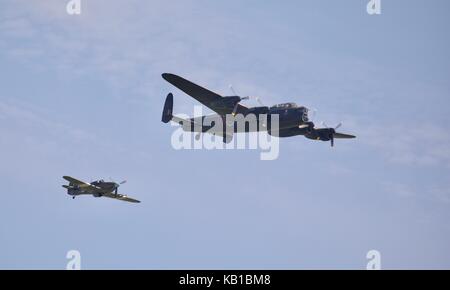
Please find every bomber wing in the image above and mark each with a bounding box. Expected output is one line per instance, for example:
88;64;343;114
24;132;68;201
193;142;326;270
162;73;248;115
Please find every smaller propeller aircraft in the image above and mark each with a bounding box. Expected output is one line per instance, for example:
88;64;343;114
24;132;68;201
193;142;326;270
62;176;140;203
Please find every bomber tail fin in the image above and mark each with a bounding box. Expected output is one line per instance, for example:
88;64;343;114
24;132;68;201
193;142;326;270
161;93;173;123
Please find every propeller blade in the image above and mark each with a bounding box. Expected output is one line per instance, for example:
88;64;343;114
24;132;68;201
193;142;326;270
241;95;265;106
228;84;264;107
229;84;237;96
320;121;342;130
232;102;239;116
232;96;251;115
110;177;126;185
255;96;264;106
304;108;317;122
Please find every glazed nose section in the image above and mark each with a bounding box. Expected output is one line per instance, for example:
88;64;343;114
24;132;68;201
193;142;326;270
300;107;309;122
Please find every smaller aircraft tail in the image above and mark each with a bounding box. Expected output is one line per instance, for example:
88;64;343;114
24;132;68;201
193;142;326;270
161;93;173;123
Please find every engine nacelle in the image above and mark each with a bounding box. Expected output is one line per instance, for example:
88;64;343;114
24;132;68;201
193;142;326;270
246;106;269;115
305;128;334;141
269;126;308;137
211;96;241;110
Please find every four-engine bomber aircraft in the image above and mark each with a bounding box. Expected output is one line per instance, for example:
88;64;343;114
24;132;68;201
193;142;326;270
62;176;140;203
161;73;355;146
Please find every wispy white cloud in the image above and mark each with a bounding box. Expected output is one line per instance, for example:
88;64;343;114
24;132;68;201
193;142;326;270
0;98;97;147
361;122;450;168
383;180;450;205
0;0;311;106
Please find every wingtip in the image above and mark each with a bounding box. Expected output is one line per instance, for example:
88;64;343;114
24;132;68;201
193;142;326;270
161;73;173;80
162;73;183;83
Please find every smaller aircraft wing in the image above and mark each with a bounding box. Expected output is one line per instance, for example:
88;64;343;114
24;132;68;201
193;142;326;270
62;176;103;194
102;192;141;203
63;176;92;188
334;132;356;139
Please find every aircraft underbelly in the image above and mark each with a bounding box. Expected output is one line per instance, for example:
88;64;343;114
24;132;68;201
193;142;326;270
68;189;90;196
188;114;300;133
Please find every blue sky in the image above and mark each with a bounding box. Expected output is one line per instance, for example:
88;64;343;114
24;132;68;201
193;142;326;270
1;0;449;269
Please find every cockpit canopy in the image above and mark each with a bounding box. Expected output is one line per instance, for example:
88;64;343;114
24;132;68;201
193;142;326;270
271;102;298;109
